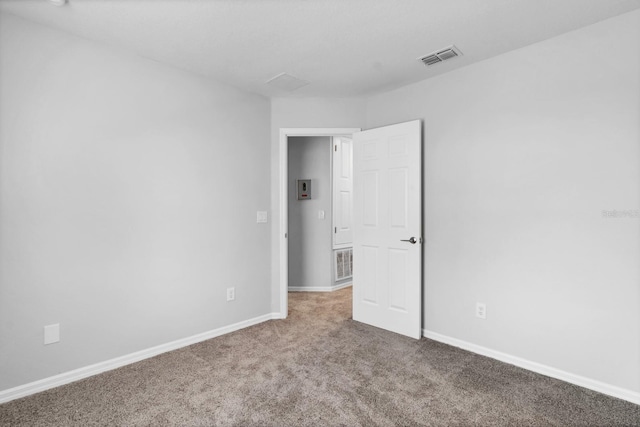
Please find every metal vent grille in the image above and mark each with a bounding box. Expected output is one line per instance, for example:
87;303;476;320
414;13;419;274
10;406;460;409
419;45;462;67
335;248;353;281
421;55;442;66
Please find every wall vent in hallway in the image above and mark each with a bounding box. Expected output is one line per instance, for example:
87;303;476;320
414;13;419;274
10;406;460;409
335;248;353;281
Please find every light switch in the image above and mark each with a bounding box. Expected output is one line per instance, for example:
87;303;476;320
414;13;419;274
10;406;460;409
257;211;268;223
44;324;60;345
318;210;325;220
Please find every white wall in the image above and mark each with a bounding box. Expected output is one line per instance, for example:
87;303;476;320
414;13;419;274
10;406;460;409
0;14;271;391
366;10;640;393
287;137;332;289
270;98;365;309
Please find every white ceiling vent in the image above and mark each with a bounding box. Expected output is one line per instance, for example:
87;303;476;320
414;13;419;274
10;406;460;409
419;45;462;67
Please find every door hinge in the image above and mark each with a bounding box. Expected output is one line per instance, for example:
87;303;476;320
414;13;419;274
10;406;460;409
334;227;337;233
334;145;337;152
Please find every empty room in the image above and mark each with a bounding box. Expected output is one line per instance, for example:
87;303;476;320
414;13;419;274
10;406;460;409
1;0;639;425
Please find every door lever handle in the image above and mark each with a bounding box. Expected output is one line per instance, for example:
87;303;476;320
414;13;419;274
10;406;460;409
401;237;418;244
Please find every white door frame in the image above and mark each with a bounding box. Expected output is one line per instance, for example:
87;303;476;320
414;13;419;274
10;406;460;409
278;128;361;318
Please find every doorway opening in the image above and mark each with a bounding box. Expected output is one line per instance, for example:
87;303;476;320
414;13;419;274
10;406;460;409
278;128;360;318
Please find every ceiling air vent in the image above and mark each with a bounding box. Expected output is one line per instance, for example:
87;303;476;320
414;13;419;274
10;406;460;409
419;45;462;67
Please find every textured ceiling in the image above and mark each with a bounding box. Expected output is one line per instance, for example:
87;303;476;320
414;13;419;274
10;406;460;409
1;0;639;98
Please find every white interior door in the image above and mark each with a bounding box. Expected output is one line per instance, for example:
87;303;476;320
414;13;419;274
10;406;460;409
352;120;422;339
333;136;353;248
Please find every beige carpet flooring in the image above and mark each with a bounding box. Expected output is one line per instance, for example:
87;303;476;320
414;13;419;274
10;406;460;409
1;287;639;426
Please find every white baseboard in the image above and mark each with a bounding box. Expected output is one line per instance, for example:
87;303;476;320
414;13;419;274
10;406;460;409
423;329;640;405
289;282;352;292
0;312;282;404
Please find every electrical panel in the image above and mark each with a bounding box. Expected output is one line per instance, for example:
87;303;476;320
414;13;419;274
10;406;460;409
297;179;311;200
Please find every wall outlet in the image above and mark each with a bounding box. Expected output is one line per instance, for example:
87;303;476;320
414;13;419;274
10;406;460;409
226;287;235;302
476;302;487;319
44;323;60;345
